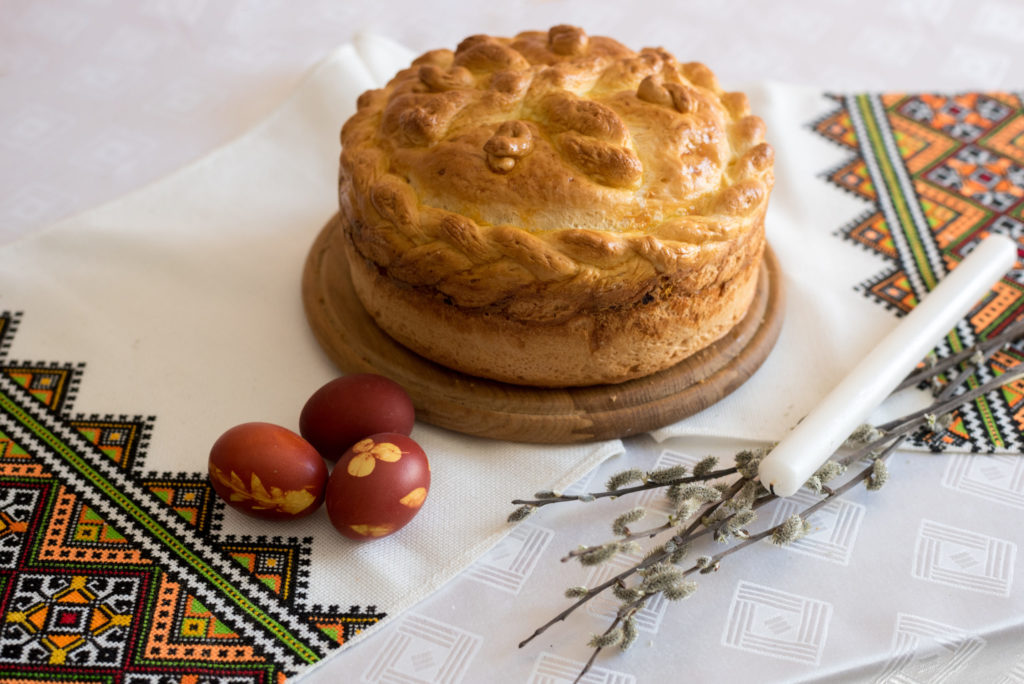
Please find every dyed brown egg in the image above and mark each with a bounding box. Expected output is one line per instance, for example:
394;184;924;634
299;374;415;461
208;422;328;520
325;432;430;540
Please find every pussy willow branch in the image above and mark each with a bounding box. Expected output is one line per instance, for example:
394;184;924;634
878;335;1006;433
559;478;749;562
873;363;1024;441
563;443;899;684
687;438;905;577
520;479;747;647
578;628;612;683
511;467;737;508
893;317;1024;393
518;543;664;648
560;519;668;561
525;395;977;648
557;362;1024;568
515;327;1024;683
570;353;1021;682
567;428;934;683
577;602;643;684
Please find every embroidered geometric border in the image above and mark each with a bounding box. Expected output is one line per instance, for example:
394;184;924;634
0;310;384;681
812;92;1024;453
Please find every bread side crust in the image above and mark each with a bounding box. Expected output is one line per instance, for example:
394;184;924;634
338;217;763;387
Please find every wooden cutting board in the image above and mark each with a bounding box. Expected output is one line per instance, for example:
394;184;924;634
302;214;784;444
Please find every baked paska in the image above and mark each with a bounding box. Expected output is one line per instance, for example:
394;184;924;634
335;25;773;387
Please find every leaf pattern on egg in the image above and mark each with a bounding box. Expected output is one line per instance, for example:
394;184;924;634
349;523;395;537
399;487;427;508
347;438;404;477
210;464;316;514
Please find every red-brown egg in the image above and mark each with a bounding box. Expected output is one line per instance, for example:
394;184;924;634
325;432;430;540
299;374;415;461
208;422;328;520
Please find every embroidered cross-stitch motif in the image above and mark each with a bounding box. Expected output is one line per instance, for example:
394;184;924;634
0;310;384;680
813;93;1024;452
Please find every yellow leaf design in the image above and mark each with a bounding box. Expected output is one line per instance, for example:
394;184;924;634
278;489;317;514
226;469;246;490
346;438;405;476
210;464;236;491
209;465;316;514
349;523;395;538
347;452;377;477
249;473;272;501
399;487;427;508
371;442;403;462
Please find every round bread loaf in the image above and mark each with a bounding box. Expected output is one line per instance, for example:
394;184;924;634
335;25;774;387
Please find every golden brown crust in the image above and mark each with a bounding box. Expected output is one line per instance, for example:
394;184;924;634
335;26;774;385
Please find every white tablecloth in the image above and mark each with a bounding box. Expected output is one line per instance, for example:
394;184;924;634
3;2;1024;683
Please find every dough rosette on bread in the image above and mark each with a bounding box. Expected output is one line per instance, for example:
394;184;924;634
335;25;773;386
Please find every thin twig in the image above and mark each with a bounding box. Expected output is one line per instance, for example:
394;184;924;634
573;604;642;683
893;318;1024;393
681;440;899;576
511;467;737;507
518;549;663;648
875;364;1024;436
560;521;672;561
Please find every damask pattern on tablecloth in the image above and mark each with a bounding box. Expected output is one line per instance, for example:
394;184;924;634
528;652;636;684
721;581;833;666
813;92;1024;453
0;311;383;681
360;612;481;684
875;613;986;684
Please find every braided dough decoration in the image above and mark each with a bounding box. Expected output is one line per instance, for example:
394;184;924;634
339;25;773;322
336;26;773;386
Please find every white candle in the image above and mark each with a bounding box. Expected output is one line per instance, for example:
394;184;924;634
758;233;1019;497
